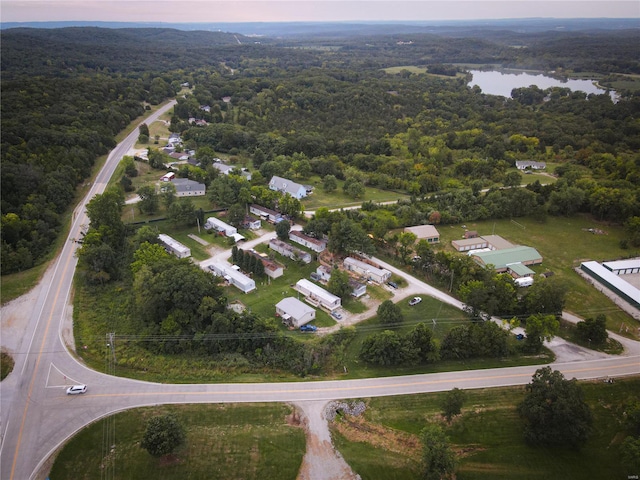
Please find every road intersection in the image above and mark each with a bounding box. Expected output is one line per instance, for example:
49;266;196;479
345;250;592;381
1;100;638;480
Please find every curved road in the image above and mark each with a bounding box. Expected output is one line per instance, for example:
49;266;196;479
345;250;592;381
1;99;638;480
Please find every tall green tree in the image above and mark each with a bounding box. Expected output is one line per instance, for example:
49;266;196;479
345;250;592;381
377;299;403;326
523;313;559;353
137;185;159;214
327;268;352;301
140;414;186;458
420;424;456;480
517;367;593;448
441;388;466;423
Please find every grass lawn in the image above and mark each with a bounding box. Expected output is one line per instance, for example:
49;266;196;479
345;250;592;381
49;403;305;480
224;246;338;329
436;214;640;339
302;176;408;211
332;376;639;480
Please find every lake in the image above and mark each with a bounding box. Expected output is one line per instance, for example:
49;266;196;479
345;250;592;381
467;70;613;99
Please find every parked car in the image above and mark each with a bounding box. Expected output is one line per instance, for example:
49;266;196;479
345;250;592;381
516;333;525;341
300;324;317;332
387;281;398;289
331;311;343;320
66;385;87;395
409;297;422;306
310;272;320;281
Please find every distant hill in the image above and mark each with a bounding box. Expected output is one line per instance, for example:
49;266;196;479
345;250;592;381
2;18;639;38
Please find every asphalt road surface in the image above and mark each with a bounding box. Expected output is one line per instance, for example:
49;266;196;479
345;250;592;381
1;99;638;480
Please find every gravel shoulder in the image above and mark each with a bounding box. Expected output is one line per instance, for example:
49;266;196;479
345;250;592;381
294;401;360;480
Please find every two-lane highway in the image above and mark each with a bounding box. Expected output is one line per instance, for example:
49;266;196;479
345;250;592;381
1;98;638;480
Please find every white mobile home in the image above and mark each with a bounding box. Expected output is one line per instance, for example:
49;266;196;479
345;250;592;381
269;239;312;264
295;279;341;311
158;234;191;258
276;297;316;328
343;257;391;284
250;204;282;223
206;217;238;237
208;263;256;293
289;230;327;253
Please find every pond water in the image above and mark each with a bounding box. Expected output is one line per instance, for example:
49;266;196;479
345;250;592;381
467;70;612;98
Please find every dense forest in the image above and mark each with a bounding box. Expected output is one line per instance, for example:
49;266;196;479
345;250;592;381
2;25;640;276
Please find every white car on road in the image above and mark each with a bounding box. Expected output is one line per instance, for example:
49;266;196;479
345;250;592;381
66;385;87;395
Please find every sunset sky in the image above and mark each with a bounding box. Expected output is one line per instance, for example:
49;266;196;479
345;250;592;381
2;0;638;23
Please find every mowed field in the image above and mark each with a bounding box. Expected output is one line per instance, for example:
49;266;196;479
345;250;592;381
435;214;640;338
332;376;639;480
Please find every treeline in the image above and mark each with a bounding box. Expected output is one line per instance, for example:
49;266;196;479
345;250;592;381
3;26;640;275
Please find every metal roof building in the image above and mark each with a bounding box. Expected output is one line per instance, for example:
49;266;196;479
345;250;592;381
404;224;440;243
158;234;191;259
295;279;341;311
471;246;542;272
208;263;256;293
276;297;316;328
603;259;640;275
581;261;640;309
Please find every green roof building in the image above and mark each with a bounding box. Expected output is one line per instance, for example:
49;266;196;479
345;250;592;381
471;246;542;276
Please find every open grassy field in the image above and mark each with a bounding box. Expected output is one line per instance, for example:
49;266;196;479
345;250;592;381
435;214;640;339
302;176;409;210
332;376;639;480
49;403;305;480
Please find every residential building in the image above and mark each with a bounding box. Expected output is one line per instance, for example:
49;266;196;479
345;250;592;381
208;263;256;293
289;230;327;253
515;160;546;170
343;257;391;284
295;279;341;311
349;279;367;298
404;224;440;244
250;204;282;223
276;297;316;328
212;163;252;181
158;234;190;259
269;239;312;264
160;172;175;182
245;250;284;279
316;265;332;282
172;178;206;197
242;216;261;230
205;217;237;237
268;175;307;199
